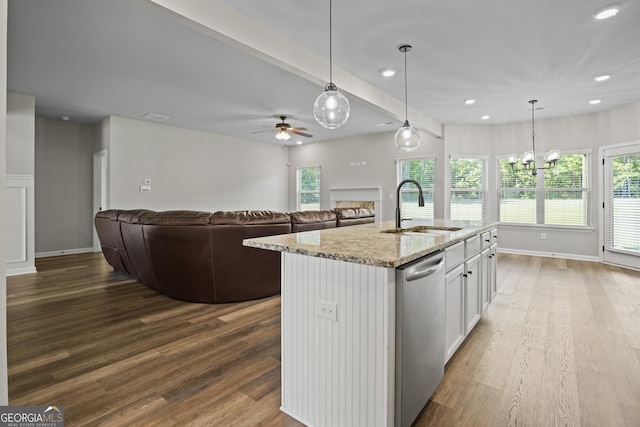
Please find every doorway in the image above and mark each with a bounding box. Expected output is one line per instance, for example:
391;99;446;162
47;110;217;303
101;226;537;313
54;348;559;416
602;141;640;270
93;149;108;252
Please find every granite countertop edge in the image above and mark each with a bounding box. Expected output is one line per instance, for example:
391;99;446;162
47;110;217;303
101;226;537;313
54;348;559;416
244;220;498;268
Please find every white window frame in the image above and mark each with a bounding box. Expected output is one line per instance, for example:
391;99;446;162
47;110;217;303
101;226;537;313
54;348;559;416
496;149;592;229
396;156;436;222
448;155;489;222
296;166;321;211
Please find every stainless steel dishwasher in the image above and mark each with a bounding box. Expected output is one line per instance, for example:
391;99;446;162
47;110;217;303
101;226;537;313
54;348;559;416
395;251;446;427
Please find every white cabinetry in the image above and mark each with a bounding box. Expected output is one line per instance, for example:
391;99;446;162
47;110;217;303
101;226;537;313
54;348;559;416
444;228;497;363
463;254;481;335
445;263;465;362
489;243;498;300
480;248;491;313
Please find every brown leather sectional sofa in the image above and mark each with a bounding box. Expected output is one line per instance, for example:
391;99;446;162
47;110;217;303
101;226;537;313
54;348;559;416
94;207;375;303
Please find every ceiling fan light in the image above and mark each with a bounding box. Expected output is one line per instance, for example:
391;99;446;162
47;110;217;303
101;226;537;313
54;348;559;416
275;130;291;141
313;85;350;130
394;121;420;152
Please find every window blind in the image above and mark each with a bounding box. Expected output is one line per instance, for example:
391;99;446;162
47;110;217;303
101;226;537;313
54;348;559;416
606;154;640;252
397;158;435;221
450;157;487;221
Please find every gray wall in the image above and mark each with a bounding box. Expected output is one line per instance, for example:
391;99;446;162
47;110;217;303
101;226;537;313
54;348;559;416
6;92;34;175
105;116;289;212
35;117;94;254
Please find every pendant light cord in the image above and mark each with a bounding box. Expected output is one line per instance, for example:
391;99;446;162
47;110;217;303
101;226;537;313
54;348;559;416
403;47;408;123
530;99;537;157
329;0;333;83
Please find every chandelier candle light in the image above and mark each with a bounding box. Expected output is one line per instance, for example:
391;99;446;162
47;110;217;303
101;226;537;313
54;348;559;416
395;44;421;152
508;99;560;176
313;0;350;129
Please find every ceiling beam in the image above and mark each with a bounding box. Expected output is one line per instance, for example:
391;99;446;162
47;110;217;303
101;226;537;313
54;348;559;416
149;0;443;138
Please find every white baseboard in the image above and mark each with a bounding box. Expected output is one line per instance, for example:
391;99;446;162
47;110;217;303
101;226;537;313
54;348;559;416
5;266;38;277
35;247;95;259
498;247;600;263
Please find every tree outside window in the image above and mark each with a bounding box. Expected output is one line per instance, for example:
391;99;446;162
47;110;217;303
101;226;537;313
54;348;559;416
398;158;435;220
498;153;590;226
297;167;320;211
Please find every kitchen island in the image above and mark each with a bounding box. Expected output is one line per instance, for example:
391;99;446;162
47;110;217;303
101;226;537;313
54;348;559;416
244;219;498;427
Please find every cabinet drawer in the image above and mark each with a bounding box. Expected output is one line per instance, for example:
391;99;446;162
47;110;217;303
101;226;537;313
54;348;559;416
481;232;491;249
465;234;481;258
490;228;498;243
445;241;465;271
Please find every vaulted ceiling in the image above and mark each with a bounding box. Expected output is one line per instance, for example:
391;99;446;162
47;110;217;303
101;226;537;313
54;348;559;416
8;0;640;145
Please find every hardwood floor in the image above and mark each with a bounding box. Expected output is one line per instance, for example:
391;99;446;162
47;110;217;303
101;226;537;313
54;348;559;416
7;252;640;426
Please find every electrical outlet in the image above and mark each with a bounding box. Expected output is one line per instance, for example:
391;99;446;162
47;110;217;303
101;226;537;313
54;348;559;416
317;300;338;321
540;232;546;240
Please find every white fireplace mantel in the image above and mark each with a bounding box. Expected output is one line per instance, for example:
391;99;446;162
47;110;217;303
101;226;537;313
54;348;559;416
329;187;382;222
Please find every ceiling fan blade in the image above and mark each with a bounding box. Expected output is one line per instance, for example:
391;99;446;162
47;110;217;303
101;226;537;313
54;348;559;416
250;129;275;134
291;127;308;131
290;129;313;138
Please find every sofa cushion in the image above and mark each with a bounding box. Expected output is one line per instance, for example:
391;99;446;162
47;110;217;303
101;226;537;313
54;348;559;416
290;210;337;232
141;210;212;225
211;210;290;225
333;207;375;226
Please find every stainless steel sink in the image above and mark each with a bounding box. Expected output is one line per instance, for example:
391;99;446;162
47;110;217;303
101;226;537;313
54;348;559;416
381;225;462;234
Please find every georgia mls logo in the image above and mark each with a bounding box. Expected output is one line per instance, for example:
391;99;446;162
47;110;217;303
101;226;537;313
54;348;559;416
0;405;64;427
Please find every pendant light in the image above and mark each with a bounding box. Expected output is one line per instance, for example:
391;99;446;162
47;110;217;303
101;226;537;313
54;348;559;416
395;45;420;152
313;0;350;129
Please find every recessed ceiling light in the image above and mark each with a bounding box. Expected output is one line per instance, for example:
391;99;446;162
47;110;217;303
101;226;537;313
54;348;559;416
61;115;70;121
593;5;620;20
481;115;490;120
589;99;602;105
594;74;611;82
381;69;396;77
464;99;476;105
377;121;394;126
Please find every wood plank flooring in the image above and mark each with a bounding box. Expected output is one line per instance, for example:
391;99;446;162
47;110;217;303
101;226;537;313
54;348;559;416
7;252;640;426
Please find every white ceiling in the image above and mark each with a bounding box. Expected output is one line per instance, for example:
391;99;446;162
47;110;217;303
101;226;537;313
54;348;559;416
8;0;640;145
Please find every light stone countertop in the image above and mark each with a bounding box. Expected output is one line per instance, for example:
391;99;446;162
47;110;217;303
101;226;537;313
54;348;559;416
244;219;498;268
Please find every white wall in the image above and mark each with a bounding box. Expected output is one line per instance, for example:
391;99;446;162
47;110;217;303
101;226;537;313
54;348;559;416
289;103;640;260
1;0;10;405
34;117;95;256
107;116;289;212
287;130;444;221
6;93;36;274
445;103;640;259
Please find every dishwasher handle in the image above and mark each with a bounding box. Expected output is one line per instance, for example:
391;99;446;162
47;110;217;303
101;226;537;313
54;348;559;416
405;258;445;282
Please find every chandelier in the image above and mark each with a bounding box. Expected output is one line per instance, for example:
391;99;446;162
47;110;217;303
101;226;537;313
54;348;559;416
508;99;559;176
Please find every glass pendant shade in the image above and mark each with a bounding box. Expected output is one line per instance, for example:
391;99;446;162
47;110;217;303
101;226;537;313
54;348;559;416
313;83;350;129
394;120;420;152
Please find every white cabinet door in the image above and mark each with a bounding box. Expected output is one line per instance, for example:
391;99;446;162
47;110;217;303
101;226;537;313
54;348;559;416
489;244;498;300
480;248;491;313
445;264;465;363
464;254;481;335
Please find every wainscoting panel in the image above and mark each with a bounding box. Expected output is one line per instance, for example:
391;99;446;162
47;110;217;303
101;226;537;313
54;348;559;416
6;175;36;276
281;252;395;427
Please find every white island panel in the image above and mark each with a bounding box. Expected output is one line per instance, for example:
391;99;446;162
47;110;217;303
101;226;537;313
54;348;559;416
281;252;396;427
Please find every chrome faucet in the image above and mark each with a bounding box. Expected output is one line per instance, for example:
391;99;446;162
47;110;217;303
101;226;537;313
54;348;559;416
396;179;425;228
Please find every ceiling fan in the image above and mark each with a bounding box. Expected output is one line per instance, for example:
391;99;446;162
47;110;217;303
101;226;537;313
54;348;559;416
251;116;313;141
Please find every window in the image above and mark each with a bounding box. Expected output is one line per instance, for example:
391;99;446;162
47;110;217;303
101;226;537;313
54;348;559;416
296;166;320;211
397;157;435;221
498;152;591;226
450;157;487;222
